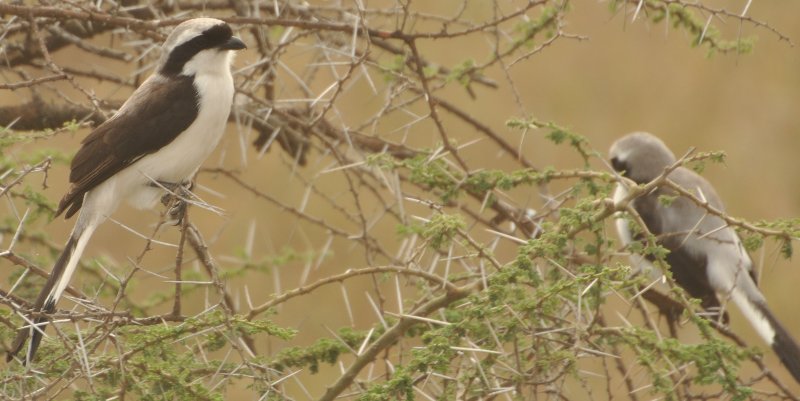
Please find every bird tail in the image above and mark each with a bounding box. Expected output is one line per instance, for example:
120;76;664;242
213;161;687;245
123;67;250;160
7;221;96;364
730;286;800;383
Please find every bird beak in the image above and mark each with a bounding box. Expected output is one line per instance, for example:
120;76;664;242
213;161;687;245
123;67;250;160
220;36;247;50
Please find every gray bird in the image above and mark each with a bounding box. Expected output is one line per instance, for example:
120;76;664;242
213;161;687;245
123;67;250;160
610;132;800;383
7;17;246;364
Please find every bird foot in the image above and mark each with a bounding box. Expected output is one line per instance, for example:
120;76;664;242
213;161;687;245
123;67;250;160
158;180;194;225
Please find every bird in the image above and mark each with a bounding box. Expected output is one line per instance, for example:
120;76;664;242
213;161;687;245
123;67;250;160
6;17;246;364
609;132;800;383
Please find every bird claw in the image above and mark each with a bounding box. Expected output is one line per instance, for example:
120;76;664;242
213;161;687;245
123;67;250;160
166;200;188;225
158;181;193;225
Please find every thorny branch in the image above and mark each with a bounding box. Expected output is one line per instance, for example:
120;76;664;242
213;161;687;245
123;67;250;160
0;1;796;400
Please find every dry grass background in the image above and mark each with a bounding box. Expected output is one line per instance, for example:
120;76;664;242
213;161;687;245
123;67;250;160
2;0;800;399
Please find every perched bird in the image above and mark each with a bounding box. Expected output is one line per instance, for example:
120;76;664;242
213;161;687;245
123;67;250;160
7;18;246;363
609;132;800;383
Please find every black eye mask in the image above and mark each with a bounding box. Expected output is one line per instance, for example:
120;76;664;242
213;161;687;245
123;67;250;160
610;156;629;177
160;24;234;76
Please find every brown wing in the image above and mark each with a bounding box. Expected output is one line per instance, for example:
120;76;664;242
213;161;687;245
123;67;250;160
57;75;199;218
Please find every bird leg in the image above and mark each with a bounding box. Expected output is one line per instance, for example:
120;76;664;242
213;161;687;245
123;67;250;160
156;180;194;225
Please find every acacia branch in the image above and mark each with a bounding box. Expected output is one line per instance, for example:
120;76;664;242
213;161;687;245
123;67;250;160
318;282;479;401
247;266;455;319
0;74;67;90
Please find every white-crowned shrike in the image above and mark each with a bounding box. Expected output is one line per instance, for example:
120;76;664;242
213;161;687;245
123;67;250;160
609;132;800;383
7;17;246;363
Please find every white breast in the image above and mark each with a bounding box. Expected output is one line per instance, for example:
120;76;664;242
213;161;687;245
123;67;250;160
613;184;633;246
613;183;660;278
125;54;235;209
137;72;233;180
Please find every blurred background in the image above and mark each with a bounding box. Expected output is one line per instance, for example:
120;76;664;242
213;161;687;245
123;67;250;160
1;0;799;399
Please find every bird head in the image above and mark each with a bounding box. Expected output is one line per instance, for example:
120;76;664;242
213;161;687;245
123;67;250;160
158;18;246;77
609;132;677;184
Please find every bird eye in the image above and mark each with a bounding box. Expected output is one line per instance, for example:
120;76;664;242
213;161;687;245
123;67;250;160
610;157;628;175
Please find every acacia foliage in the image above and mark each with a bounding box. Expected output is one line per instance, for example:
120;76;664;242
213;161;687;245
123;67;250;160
0;1;796;400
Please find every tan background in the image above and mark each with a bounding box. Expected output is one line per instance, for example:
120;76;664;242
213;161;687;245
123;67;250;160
3;1;800;397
